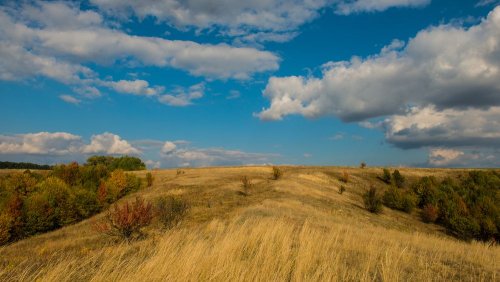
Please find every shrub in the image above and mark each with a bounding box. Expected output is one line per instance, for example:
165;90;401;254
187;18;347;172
73;188;100;219
421;204;439;223
339;185;346;194
363;186;383;214
401;193;417;213
176;169;185;175
448;216;480;241
392;170;405;188
360;162;366;169
382;169;391;184
272;166;282;180
156;196;189;229
6;172;37;196
383;187;416;214
340;171;349;183
241;176;251;195
94;197;153;240
0;213;13;245
146;172;154;187
383;187;402;209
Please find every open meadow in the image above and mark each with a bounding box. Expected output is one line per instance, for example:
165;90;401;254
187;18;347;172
0;166;498;281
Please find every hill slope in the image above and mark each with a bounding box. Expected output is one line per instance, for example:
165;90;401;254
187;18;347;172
0;166;498;281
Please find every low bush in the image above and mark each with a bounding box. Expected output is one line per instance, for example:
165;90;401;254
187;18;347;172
421;204;439;223
339;185;346;194
392;170;405;188
0;213;12;245
94;197;153;240
383;187;416;213
241;176;251;195
340;171;349;183
360;162;366;169
146;172;154;187
272;166;282;180
155;196;189;229
382;169;391;184
363;186;383;214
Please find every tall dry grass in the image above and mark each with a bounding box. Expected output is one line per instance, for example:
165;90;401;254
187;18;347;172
0;166;498;281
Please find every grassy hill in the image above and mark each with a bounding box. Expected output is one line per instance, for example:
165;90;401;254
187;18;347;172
0;166;498;281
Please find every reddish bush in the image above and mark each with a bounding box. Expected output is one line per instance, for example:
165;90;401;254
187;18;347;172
94;197;153;240
422;204;439;223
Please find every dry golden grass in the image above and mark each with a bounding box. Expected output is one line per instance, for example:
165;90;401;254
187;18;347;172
0;166;498;281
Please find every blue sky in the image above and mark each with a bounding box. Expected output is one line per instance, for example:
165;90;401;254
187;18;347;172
0;0;499;168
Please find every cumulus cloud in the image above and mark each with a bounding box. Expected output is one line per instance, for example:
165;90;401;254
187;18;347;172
103;80;164;96
384;106;500;149
258;7;500;160
0;1;279;88
159;83;205;106
59;95;81;105
158;141;278;167
335;0;430;15
0;132;83;155
0;131;140;160
427;148;499;167
91;0;430;43
82;133;141;155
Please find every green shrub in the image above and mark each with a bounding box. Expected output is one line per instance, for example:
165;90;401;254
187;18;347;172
272;166;282;180
421;204;439;223
73;188;100;219
392;170;405;188
0;213;13;245
401;193;416;213
146;172;154;187
382;169;391;184
448;216;480;241
155;196;189;229
363;186;383;214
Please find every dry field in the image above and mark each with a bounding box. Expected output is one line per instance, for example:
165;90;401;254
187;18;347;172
0;166;498;281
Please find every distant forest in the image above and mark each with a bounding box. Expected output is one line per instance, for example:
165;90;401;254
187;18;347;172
0;156;146;171
0;161;52;170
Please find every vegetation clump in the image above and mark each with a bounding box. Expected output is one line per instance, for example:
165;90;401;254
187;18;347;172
240;176;252;195
272;166;282;180
412;171;499;241
392;169;405;188
383;187;416;213
363;186;383;214
339;185;346;194
94;197;153;240
155;196;189;229
381;168;392;184
360;162;366;169
0;158;144;245
146;172;154;187
340;171;349;183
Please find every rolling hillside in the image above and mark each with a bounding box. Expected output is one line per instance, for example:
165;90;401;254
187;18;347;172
0;166;498;281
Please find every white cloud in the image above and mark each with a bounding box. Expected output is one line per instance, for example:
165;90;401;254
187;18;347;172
258;7;500;155
0;132;83;155
258;7;500;121
103;80;163;96
0;1;280;86
227;90;241;99
427;148;499;167
73;85;101;98
145;159;161;169
91;0;430;43
83;133;141;155
161;141;177;154
159;83;205;106
335;0;430;15
428;148;465;166
158;141;278;167
384;106;500;149
59;95;81;105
